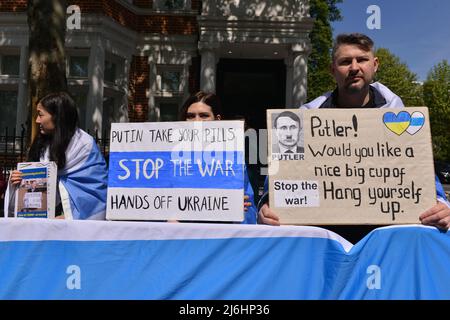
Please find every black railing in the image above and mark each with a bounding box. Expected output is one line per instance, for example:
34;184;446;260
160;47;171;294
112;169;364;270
1;125;27;181
86;128;110;163
0;126;110;181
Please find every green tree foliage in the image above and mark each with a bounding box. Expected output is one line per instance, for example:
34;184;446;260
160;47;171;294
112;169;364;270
423;60;450;161
307;0;342;101
374;48;423;106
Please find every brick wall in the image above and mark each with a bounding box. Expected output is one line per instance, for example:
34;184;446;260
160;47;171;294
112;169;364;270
0;0;26;12
138;15;197;34
128;56;150;122
67;1;103;12
134;0;200;11
1;1;199;34
66;0;198;34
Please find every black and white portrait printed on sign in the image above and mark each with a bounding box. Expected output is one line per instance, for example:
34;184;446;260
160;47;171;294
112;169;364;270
271;111;304;160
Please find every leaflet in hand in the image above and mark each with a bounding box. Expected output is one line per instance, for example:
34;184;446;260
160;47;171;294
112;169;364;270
14;162;57;218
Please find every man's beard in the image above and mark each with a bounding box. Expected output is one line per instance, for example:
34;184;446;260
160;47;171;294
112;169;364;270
344;79;368;94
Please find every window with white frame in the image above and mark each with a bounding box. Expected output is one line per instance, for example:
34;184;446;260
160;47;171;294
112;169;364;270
0;55;20;76
157;66;183;94
66;50;126;135
153;0;189;10
69;56;89;78
0;90;18;131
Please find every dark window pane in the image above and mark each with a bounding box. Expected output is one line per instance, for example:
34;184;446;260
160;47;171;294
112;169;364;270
102;96;115;138
161;71;180;91
0;91;18;131
69;56;89;77
71;92;87;130
164;0;184;9
160;103;179;121
1;55;20;75
104;60;116;83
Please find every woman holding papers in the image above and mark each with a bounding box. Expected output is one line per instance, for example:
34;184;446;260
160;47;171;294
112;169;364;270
6;92;108;220
179;91;258;224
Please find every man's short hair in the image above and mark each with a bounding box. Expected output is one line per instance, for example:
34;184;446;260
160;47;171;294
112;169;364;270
274;111;301;129
332;33;375;60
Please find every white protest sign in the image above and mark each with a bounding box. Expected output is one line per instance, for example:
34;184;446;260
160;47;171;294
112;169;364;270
267;107;436;225
106;121;245;221
15;162;57;219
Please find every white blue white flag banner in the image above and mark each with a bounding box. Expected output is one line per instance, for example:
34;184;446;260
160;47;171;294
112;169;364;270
106;121;245;222
0;219;449;299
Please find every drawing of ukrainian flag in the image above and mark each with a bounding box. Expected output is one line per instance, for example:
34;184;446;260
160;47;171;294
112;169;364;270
383;111;411;135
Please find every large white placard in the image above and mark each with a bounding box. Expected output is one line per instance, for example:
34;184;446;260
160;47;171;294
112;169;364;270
106;121;245;221
267;107;436;225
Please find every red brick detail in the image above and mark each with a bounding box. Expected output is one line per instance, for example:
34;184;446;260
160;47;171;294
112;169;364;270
67;1;103;13
102;0;138;30
0;0;27;12
2;1;199;35
138;15;197;34
69;0;197;34
128;56;150;122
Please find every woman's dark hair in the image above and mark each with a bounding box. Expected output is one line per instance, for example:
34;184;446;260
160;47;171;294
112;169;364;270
178;91;223;120
28;92;79;169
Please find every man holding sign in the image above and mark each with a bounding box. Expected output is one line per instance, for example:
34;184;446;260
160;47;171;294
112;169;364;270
258;33;450;234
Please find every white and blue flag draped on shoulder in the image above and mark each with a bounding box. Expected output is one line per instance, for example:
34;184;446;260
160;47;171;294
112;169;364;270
3;129;107;220
301;82;405;110
57;128;107;220
0;219;449;299
58;129;108;220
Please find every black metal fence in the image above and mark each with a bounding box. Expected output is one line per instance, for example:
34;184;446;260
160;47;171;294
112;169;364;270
0;126;27;180
0;126;110;181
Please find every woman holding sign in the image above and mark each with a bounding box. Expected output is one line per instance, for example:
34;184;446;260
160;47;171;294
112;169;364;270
5;92;108;220
179;91;258;224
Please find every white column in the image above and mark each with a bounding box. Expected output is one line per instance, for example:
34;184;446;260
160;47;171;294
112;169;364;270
291;42;311;107
181;57;192;102
148;59;158;121
87;37;105;134
284;54;293;108
16;45;28;133
118;56;131;123
199;45;217;93
292;51;308;107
